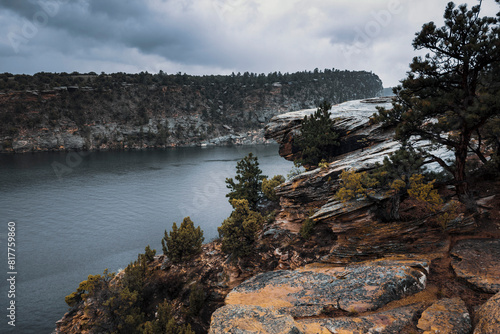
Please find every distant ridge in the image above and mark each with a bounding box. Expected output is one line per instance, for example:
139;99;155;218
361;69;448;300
0;68;383;153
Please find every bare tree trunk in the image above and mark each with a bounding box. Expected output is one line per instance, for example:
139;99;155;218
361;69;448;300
390;195;401;221
454;133;477;213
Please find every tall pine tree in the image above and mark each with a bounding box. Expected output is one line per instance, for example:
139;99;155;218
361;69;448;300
225;153;266;210
375;1;500;211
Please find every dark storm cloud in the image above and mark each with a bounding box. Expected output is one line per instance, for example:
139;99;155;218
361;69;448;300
1;0;210;64
0;0;41;18
0;0;497;86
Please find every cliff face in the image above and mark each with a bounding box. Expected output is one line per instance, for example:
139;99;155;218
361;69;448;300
264;97;395;162
54;97;500;334
0;70;383;153
265;98;401;233
264;97;471;261
208;98;500;333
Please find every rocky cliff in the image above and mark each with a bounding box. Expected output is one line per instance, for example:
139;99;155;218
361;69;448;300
0;70;383;153
207;98;500;333
54;97;500;334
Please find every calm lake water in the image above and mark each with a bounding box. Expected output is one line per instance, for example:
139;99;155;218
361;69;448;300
0;145;292;333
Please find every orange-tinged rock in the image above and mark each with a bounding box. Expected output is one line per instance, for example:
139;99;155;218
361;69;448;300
474;291;500;334
451;239;500;293
417;298;471;334
208;304;303;334
299;304;423;334
224;259;428;316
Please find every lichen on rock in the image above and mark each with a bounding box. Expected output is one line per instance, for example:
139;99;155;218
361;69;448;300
451;239;500;293
210;258;429;332
417;298;471;334
474;291;500;334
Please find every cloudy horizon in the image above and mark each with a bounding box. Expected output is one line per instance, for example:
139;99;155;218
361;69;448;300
1;0;499;87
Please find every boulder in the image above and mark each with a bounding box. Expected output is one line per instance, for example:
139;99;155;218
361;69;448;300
417;298;471;334
208;304;303;334
451;239;500;293
299;304;423;334
12;139;34;152
474;291;500;334
224;259;429;316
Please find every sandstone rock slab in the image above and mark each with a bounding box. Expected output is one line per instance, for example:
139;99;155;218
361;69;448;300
417;298;471;334
208;304;303;334
299;304;422;334
474;291;500;334
451;239;500;293
225;259;428;315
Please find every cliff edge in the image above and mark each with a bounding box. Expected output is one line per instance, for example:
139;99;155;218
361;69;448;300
55;97;500;334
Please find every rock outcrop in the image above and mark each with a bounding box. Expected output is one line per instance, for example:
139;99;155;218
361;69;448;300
474;291;500;334
206;98;500;334
299;304;423;334
210;258;429;333
451;239;500;293
264;98;467;264
417;298;472;334
209;305;301;334
225;259;428;315
265;98;395;162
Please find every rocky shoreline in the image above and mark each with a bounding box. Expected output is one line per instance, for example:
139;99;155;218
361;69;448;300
2;127;274;154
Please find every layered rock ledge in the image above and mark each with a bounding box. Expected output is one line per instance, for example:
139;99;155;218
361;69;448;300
263;97;474;264
210;258;430;333
451;239;500;293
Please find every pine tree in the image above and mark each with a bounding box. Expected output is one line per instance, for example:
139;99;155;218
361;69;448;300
296;101;339;168
225;153;266;210
374;1;500;211
218;199;264;258
161;217;204;263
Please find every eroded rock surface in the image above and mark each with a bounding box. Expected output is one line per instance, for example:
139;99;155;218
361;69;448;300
417;298;471;334
299;304;423;334
264;98;395;162
226;259;428;314
208;305;302;334
474;291;500;334
451;239;500;293
210;258;429;333
265;97;460;265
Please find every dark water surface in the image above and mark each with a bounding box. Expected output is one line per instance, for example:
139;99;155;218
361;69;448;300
0;145;292;333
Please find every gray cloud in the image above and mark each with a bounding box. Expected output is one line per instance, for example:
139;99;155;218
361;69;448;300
0;0;497;86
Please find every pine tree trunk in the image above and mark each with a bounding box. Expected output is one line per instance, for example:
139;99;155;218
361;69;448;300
454;132;477;213
390;195;401;221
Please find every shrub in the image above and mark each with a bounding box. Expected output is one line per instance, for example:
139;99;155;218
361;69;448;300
162;217;204;263
300;217;316;239
143;299;194;334
218;199;264;258
262;175;285;202
188;284;205;316
65;269;114;307
407;174;443;212
318;159;329;169
335;169;379;203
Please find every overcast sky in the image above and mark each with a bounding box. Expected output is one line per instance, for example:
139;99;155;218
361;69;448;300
0;0;498;87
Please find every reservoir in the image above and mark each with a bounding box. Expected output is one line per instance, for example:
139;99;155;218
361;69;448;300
0;145;292;333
